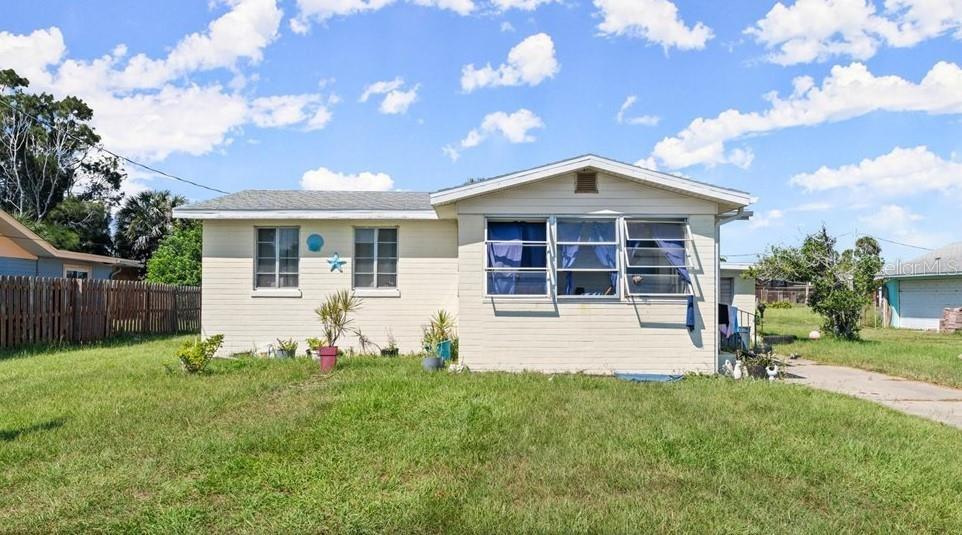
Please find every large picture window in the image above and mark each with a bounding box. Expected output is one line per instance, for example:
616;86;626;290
256;227;299;288
556;218;618;297
622;219;691;296
354;228;398;289
485;220;548;296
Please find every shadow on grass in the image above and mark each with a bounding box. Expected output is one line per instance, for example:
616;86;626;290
0;333;194;362
0;418;65;442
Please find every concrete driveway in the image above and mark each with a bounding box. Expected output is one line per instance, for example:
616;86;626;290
785;359;962;429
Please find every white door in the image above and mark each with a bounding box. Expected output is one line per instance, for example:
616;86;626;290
899;277;962;330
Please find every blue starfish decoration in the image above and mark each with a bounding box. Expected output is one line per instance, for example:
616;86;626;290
327;252;346;272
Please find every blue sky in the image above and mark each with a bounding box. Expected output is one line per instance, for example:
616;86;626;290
3;0;962;263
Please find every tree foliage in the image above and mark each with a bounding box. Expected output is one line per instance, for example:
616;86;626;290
114;190;187;264
0;69;123;221
748;228;883;340
146;221;201;286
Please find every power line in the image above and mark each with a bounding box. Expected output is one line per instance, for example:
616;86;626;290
862;234;933;251
0;97;230;195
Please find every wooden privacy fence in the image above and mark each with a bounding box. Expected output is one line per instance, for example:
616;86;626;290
0;276;200;349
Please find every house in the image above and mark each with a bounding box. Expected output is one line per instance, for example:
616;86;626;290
0;209;141;279
174;154;755;374
880;242;962;330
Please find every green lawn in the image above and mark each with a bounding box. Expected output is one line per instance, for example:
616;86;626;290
763;306;962;388
4;338;962;533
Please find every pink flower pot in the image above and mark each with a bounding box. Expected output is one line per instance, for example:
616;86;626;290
319;346;338;372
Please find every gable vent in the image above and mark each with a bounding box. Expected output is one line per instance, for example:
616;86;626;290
575;172;598;194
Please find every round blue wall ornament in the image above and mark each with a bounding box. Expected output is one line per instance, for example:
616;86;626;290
306;233;324;252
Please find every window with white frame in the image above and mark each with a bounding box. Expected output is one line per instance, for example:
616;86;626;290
64;266;90;279
622;219;692;296
556;218;618;297
255;227;299;288
484;220;548;296
354;228;398;289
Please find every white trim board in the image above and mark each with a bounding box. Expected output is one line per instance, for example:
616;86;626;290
173;209;440;220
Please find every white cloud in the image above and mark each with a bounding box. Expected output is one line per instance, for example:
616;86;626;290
795;201;832;211
460;33;559;92
0;1;337;162
359;77;419;114
790;146;962;196
443;108;544;160
746;0;962;65
650;61;962;169
290;0;475;33
593;0;714;50
749;209;785;229
500;21;516;32
299;167;395;190
859;203;923;238
616;95;660;126
492;0;557;10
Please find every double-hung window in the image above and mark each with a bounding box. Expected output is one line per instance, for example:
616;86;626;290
354;228;398;288
485;220;548;296
556;218;618;297
622;219;692;296
256;227;299;288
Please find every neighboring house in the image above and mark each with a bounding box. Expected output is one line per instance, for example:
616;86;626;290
174;154;754;374
720;262;757;342
0;210;141;280
880;242;962;330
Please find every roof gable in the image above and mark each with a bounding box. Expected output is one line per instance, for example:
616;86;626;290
429;154;754;210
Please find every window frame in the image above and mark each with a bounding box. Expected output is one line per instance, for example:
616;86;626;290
555;217;620;299
253;226;300;290
352;226;399;290
64;265;91;280
483;218;550;298
622;218;693;297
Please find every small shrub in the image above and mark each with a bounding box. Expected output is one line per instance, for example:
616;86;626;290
276;338;298;357
176;334;224;373
422;309;458;360
767;300;793;309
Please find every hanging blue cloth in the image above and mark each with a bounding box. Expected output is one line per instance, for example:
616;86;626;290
686;295;695;331
560;244;580;295
487;221;547;295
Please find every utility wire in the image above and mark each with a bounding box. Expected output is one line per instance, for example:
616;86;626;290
860;234;933;252
0;97;230;195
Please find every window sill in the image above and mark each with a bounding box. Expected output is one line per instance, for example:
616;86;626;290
353;288;401;298
251;288;302;298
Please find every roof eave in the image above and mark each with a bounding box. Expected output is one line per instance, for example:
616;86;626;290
429;155;754;210
173;208;440;220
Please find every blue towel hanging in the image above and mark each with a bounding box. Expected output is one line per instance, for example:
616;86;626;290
686;295;695;331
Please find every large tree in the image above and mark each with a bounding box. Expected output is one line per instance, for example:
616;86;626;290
146;221;201;286
114;190;187;264
21;197;113;255
749;228;883;340
0;69;124;221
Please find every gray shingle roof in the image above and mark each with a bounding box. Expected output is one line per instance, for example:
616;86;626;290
178;190;433;211
888;241;962;277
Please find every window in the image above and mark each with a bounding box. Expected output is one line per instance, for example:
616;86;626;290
622;219;692;296
354;228;397;288
255;227;299;288
64;266;90;279
484;220;548;296
557;219;618;297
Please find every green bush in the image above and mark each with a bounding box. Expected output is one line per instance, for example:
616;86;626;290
146;222;201;286
767;300;793;309
176;334;224;373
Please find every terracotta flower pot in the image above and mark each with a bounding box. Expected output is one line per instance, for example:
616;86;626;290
319;346;338;372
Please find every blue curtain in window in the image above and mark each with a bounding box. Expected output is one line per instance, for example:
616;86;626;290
560;244;580;295
591;223;618;291
487;222;546;294
652;223;690;285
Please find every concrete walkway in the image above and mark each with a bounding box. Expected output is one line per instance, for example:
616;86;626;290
785;359;962;429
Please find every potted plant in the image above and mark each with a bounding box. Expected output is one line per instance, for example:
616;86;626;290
381;329;399;357
314;289;362;372
276;338;298;358
421;309;456;371
305;337;323;358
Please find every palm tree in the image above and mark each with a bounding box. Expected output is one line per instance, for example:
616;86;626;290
114;190;187;263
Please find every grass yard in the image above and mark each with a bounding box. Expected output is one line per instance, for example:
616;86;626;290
763;306;962;389
4;337;962;533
